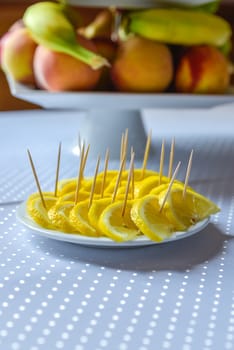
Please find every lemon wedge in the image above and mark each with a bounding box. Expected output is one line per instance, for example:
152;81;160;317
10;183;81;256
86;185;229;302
99;200;139;242
56;189;90;203
69;200;98;237
48;201;75;232
88;198;112;234
131;194;175;242
57;178;77;195
26;194;57;229
158;186;220;228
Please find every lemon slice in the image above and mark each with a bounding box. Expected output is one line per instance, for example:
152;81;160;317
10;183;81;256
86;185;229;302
48;201;75;232
99;200;139;242
69;200;98;237
104;168;157;195
134;175;171;198
57;189;90;203
121;168;157;181
88;197;112;234
131;194;175;242
158;186;220;227
27;194;58;229
57;178;77;195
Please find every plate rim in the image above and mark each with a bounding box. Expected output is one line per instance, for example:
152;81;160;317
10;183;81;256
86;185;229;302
16;201;210;248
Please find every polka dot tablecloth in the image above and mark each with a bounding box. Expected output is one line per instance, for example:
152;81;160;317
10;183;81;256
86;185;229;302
0;109;234;350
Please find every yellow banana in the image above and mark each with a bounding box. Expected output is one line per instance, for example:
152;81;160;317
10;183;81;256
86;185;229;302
126;8;231;47
23;1;109;69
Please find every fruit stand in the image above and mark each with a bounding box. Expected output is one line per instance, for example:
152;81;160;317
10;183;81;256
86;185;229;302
1;0;234;158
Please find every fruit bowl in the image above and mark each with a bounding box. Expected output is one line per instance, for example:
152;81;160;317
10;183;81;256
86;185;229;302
7;76;234;159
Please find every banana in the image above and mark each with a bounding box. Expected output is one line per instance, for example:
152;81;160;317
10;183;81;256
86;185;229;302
23;1;109;69
126;8;231;47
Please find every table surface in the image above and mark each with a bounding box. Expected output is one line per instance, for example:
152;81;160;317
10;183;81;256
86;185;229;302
1;106;234;350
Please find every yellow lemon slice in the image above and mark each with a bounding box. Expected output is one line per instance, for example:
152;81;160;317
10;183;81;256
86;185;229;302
48;201;75;232
98;200;139;242
57;190;90;203
104;168;157;194
121;168;157;181
150;182;193;196
130;194;175;242
158;186;220;228
57;178;77;195
26;194;58;229
88;198;112;234
69;200;98;237
134;175;171;198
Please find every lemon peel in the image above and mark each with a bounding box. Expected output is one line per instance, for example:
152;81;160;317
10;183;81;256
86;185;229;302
131;194;175;242
48;201;75;232
99;200;139;242
26;195;57;229
69;200;98;237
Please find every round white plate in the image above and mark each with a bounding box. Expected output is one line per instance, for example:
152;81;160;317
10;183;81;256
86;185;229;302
16;201;210;248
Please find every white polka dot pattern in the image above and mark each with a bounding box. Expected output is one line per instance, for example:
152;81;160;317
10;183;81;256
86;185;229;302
0;135;234;350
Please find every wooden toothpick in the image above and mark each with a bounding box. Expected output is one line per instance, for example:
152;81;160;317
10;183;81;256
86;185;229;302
168;137;175;179
159;161;181;213
159;139;165;185
100;148;110;198
78;133;82;153
81;144;90;179
112;154;126;203
131;147;135;200
88;155;101;210
54;142;62;197
27;149;46;209
120;132;124;165
183;149;194;198
122;151;135;217
141;130;152;179
75;144;85;205
123;128;128;170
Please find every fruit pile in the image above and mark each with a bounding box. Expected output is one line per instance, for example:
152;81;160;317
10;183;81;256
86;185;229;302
0;1;233;94
26;140;220;243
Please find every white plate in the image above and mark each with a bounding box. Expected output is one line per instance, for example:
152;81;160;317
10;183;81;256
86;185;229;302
8;77;234;110
16;201;210;248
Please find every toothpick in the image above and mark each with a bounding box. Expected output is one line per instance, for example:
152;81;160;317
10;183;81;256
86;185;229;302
141;130;152;179
159;161;181;213
183;149;194;198
101;148;110;198
54;142;62;197
131;147;135;200
78;133;82;153
75;144;85;205
122;151;135;217
88;155;101;210
27;149;46;209
123;128;128;170
120;132;124;164
112;154;126;203
159;139;165;185
81;144;90;179
168;137;175;179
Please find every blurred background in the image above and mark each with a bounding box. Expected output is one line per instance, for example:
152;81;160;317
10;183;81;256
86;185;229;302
0;0;233;111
